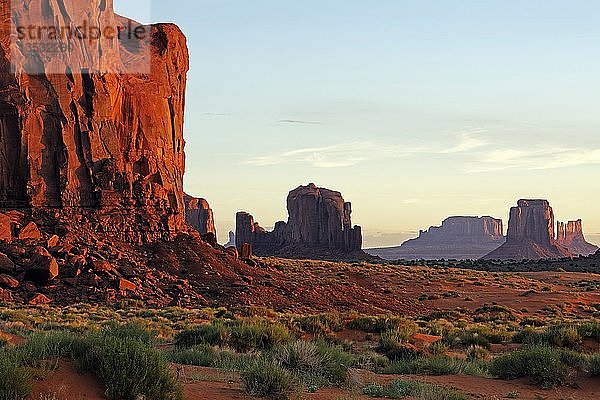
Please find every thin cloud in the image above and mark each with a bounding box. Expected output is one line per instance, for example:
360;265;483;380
246;141;432;168
279;119;322;125
439;130;489;154
246;129;486;168
466;146;600;173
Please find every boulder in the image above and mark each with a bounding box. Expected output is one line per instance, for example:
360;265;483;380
0;274;18;288
25;247;59;283
29;294;52;305
47;235;60;248
0;288;13;302
92;260;114;274
0;253;14;273
119;278;137;292
0;213;11;242
18;222;41;241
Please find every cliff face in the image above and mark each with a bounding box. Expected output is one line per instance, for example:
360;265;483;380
0;0;189;243
483;200;572;260
184;194;216;236
366;216;505;261
556;219;598;256
236;184;365;260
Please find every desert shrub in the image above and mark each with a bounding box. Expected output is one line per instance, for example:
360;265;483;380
174;324;226;349
363;380;468;400
242;359;295;398
466;345;490;361
383;356;489;377
353;351;390;372
168;344;256;371
78;333;183;400
313;340;354;384
425;319;455;337
102;322;156;345
577;322;600;342
513;325;582;349
430;341;449;356
490;345;573;388
0;351;31;400
168;344;217;367
586;353;600;375
15;331;81;368
443;327;493;349
348;315;417;334
273;341;322;373
378;327;419;360
296;313;344;336
229;320;293;352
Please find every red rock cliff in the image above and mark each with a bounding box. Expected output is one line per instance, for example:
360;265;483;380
0;0;189;243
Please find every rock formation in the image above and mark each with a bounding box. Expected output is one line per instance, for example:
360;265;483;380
184;194;216;236
556;219;598;256
224;231;236;248
0;0;189;243
0;0;265;307
483;200;572;260
366;216;505;261
236;184;365;260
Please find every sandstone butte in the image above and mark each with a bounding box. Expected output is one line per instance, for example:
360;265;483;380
235;183;367;260
0;0;188;243
0;0;259;307
482;199;597;260
366;216;506;261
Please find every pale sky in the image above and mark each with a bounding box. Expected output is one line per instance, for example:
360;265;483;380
117;1;600;247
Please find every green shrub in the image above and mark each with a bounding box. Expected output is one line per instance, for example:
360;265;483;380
378;329;419;360
490;345;573;388
78;333;183;400
15;331;80;367
353;352;390;372
242;360;295;398
296;313;344;336
0;351;31;400
364;380;468;400
168;344;217;367
348;316;417;334
578;322;600;342
383;356;489;377
466;345;490;361
273;341;322;373
229;321;293;352
314;340;354;384
102;322;156;345
174;324;226;349
513;325;582;349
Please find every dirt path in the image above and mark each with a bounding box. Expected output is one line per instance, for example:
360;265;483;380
27;361;105;400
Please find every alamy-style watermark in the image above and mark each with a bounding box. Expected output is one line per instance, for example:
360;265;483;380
10;0;152;75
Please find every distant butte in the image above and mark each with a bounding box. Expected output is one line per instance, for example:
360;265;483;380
235;184;367;260
366;216;506;261
483;199;572;260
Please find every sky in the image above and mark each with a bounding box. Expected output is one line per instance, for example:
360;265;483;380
116;1;600;247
